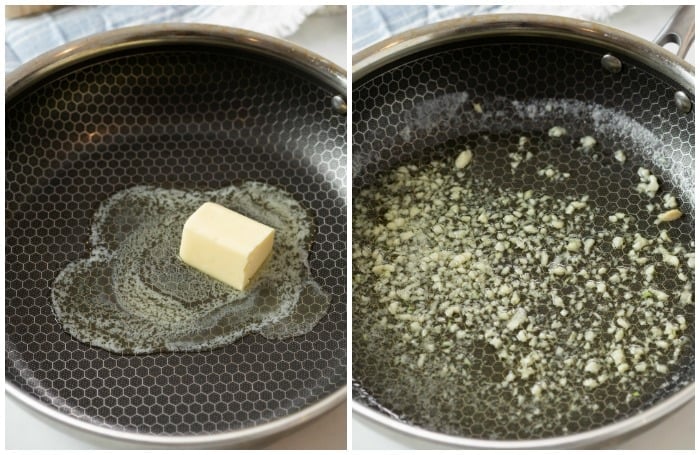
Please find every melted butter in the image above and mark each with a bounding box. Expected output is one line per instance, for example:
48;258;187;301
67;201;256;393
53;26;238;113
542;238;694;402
52;182;329;354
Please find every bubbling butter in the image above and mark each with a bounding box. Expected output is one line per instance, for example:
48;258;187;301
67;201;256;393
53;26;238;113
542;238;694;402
51;182;328;354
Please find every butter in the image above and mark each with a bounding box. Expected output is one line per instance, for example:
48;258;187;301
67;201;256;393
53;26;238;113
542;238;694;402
179;202;275;290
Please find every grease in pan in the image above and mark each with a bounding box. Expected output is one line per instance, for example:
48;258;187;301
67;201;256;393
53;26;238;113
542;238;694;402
353;127;694;439
52;182;329;354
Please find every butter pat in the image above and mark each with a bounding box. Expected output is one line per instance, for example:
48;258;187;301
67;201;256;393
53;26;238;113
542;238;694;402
179;202;275;290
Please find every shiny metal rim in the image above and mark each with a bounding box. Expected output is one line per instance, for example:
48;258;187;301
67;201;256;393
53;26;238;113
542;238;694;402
8;382;346;447
353;13;694;92
7;23;347;98
6;23;347;447
352;13;694;449
352;384;693;449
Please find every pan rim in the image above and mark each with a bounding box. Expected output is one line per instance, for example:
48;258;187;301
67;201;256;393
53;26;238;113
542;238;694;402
7;381;346;447
352;13;694;92
352;383;693;449
6;23;348;447
6;23;347;100
351;12;694;449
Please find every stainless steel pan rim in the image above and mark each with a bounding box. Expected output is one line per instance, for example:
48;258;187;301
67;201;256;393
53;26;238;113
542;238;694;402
353;384;692;449
8;382;345;447
352;13;694;449
7;23;347;448
353;13;694;92
7;23;347;97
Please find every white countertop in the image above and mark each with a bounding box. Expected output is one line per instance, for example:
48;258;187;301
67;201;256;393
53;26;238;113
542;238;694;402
352;5;694;450
5;9;347;450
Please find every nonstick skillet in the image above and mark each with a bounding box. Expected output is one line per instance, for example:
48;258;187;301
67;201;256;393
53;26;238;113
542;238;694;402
352;9;694;449
6;24;347;448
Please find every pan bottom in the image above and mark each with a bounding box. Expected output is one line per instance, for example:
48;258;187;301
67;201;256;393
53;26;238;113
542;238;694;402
353;130;694;439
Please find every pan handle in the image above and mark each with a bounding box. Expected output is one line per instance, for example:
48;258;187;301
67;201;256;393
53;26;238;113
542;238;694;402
654;5;695;59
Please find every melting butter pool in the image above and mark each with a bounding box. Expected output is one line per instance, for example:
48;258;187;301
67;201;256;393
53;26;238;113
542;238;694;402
52;182;329;354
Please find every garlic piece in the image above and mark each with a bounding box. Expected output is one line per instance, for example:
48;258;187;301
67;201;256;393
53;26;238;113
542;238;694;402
657;209;682;223
455;149;473;169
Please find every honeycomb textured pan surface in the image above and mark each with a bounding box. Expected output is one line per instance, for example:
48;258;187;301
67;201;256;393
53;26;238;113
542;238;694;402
352;38;694;440
7;49;347;435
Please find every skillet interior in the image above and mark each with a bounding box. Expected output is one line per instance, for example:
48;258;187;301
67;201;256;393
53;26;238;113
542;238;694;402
6;45;347;437
352;36;694;440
